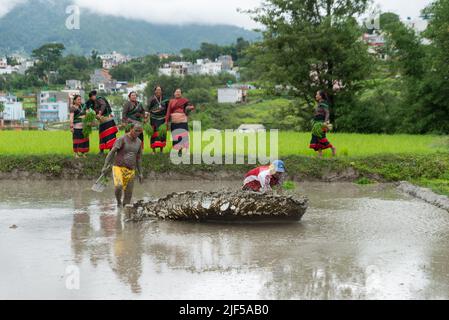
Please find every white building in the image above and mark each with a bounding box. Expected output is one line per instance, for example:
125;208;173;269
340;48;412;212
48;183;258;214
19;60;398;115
66;80;83;90
218;88;244;104
0;93;18;104
62;89;85;101
158;67;172;76
202;62;223;75
158;61;191;77
2;102;25;121
16;60;34;75
0;66;16;75
238;124;266;133
99;51;130;70
39;91;69;105
218;55;234;70
37;91;74;122
187;59;223;76
38;102;69;123
0;57;7;68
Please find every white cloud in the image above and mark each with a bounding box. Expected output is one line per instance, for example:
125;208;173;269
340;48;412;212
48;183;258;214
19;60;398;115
74;0;261;29
374;0;433;19
0;0;435;27
0;0;27;17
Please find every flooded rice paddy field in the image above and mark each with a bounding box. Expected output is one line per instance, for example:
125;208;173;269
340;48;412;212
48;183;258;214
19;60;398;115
1;180;449;300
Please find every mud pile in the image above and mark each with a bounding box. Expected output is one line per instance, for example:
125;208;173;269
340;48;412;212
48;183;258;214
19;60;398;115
398;182;449;211
125;191;308;222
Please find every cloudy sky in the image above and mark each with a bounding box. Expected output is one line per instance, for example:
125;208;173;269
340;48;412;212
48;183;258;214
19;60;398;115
0;0;434;28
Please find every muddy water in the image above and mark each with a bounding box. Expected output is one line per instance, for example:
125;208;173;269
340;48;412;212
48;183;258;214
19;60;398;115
1;180;449;300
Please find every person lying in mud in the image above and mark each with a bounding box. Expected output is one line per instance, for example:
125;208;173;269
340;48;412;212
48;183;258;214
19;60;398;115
242;160;286;193
101;123;144;207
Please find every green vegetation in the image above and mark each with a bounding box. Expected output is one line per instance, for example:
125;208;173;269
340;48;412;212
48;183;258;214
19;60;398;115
1;130;448;195
1;151;448;196
282;181;297;191
190;97;292;130
242;0;449;134
355;177;375;185
1;131;445;157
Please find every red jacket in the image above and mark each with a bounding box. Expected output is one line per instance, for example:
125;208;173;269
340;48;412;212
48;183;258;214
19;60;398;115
243;166;280;192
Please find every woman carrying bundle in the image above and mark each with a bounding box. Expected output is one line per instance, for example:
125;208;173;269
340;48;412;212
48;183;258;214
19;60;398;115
69;94;91;158
86;90;118;154
309;90;337;158
165;88;195;156
122;91;146;149
147;86;168;154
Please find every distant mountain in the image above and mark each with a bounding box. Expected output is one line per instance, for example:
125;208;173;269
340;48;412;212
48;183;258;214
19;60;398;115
0;0;259;56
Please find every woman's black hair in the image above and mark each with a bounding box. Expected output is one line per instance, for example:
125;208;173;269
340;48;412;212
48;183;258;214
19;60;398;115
154;85;163;93
73;94;82;103
88;90;97;98
318;90;329;102
128;91;137;98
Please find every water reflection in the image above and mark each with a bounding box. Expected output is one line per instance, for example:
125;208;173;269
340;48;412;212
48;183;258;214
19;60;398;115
2;180;449;299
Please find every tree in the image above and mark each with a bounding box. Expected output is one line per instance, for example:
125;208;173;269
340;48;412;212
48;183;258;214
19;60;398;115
247;0;373;124
180;48;200;62
418;0;449;133
199;43;224;61
185;88;214;105
6;56;19;66
29;43;65;83
90;50;102;68
381;0;449;133
110;64;135;82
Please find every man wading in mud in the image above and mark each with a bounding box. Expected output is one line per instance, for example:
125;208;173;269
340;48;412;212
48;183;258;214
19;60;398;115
101;123;144;206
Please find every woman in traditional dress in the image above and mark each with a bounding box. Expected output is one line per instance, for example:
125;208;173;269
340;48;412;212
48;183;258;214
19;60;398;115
122;91;146;148
147;86;168;154
86;90;118;155
309;90;337;157
165;88;195;156
69;94;90;158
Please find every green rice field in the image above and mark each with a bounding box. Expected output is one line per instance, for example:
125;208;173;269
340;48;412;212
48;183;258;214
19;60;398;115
0;130;447;157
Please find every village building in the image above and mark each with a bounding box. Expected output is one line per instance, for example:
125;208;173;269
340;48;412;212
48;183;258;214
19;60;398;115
65;80;83;90
0;93;25;122
237;124;266;133
90;69;117;93
217;55;234;71
0;57;7;68
218;88;245;104
99;51;130;70
37;91;74;123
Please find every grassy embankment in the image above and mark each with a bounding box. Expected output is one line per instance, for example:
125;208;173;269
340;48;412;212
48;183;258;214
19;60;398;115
0;130;448;195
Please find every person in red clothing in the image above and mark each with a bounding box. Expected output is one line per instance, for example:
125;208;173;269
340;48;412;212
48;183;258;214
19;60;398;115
165;88;195;156
242;160;286;193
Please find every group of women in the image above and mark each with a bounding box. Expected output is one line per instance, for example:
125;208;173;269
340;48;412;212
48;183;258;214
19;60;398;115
69;87;195;158
69;87;336;159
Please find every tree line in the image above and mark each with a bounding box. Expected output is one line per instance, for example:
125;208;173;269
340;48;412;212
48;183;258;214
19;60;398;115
0;38;249;91
246;0;449;134
2;0;449;135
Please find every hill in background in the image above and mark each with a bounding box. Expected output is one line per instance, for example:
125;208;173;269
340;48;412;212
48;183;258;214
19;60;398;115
0;0;259;56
